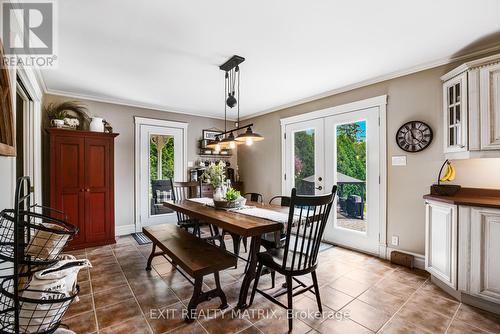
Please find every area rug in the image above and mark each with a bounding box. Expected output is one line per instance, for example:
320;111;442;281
131;232;151;245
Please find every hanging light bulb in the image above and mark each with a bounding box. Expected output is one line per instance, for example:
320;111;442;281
236;126;264;144
245;137;253;146
214;143;221;153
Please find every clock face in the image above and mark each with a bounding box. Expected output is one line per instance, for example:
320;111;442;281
396;121;433;152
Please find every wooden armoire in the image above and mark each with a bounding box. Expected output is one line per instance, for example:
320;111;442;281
48;129;118;249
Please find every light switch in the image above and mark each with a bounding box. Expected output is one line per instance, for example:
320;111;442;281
392;156;407;166
187;161;194;168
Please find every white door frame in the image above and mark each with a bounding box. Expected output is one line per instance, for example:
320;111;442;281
280;95;387;257
15;66;44;206
134;117;188;232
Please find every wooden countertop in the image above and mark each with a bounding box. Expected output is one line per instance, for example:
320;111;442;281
424;187;500;209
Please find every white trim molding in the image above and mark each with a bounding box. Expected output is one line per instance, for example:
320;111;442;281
116;224;136;236
46;89;232;121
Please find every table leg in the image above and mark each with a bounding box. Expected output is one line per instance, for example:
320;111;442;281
237;235;261;309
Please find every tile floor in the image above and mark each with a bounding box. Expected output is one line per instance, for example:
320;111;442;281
62;234;500;334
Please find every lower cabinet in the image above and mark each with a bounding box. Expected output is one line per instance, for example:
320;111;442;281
470;207;500;304
426;200;500;306
425;201;457;289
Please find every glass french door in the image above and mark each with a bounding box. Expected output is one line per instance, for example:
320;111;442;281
284;119;324;196
283;107;380;254
139;124;184;227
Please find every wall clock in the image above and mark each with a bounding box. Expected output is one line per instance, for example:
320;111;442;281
396;121;433;152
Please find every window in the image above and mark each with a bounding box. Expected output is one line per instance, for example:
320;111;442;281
0;45;15;156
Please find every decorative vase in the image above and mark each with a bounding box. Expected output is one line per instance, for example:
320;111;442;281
213;187;223;201
89;117;104;132
52;119;64;128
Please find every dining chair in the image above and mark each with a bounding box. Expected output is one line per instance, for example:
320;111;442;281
269;195;291;207
170;180;203;236
244;192;264;203
249;185;337;332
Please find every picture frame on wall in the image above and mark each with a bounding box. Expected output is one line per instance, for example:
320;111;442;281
202;129;223;140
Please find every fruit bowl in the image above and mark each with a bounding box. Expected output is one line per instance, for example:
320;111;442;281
213;197;246;209
430;184;461;196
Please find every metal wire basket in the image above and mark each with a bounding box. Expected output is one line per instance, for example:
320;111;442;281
0;207;78;270
0;276;79;334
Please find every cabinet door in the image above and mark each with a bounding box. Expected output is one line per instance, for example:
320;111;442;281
425;201;458;289
84;137;113;243
470;207;500;303
480;63;500;150
443;73;468;153
52;136;86;247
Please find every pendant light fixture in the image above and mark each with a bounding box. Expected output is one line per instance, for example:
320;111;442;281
207;55;264;151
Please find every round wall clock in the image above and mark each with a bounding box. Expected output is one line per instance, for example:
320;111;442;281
396;121;433;152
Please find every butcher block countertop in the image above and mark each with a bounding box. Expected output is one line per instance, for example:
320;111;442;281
424;187;500;209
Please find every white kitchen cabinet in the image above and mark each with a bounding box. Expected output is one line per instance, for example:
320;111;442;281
425;200;457;289
441;53;500;159
480;63;500;150
470;207;500;304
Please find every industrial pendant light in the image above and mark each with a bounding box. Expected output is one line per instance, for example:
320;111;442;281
207;55;264;151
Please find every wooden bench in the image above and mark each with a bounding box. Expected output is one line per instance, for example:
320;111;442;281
143;224;237;320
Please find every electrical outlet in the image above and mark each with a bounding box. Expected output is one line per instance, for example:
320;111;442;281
391;236;399;246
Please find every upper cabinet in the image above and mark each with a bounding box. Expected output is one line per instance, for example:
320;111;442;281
441;54;500;159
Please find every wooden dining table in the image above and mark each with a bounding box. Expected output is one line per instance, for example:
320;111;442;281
163;199;285;309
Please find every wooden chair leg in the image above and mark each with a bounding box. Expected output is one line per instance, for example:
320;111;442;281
213;272;228;309
186;277;203;322
286;275;293;332
145;244;156;271
249;262;263;307
311;270;322;313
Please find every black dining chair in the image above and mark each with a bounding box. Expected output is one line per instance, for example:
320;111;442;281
170;180;203;235
269;195;291;207
249;185;337;332
244;192;264;203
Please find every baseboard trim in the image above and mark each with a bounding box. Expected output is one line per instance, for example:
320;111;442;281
386;247;425;270
116;224;136;236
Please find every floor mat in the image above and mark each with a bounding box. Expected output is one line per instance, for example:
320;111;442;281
131;232;151;245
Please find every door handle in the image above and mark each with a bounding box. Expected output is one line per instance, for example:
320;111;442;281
315;186;323;190
85;188;90;192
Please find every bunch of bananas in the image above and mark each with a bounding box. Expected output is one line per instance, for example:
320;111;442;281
440;161;456;182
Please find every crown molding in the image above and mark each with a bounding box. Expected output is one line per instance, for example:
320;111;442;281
240;43;500;121
44;88;233;121
40;43;500;122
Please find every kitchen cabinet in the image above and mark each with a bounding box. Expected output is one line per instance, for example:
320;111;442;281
425;200;457;289
424;189;500;313
441;53;500;159
48;128;118;249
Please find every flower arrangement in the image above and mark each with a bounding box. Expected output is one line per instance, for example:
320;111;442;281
201;161;226;188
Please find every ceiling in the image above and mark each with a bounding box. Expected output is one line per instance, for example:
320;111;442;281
41;0;500;119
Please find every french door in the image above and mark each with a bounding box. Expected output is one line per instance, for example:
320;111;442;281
283;107;381;254
138;123;185;228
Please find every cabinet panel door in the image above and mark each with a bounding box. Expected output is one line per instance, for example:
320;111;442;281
480;63;500;150
425;201;457;289
53;136;86;246
443;73;468;153
470;207;500;303
84;137;112;243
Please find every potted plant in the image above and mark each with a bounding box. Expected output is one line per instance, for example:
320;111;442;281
47;109;67;128
201;161;226;200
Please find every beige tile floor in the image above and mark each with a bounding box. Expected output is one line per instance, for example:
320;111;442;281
61;234;500;334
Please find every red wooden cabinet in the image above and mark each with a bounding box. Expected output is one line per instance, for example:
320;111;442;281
48;129;118;249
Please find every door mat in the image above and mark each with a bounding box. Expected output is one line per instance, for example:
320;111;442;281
131;232;151;245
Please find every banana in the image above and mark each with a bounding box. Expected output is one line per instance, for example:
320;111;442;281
440;162;452;182
447;164;456;181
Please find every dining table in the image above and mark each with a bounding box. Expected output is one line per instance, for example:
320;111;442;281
163;199;286;309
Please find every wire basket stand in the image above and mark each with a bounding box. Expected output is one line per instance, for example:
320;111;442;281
0;177;79;334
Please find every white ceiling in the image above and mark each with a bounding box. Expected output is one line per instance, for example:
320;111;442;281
42;0;500;119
